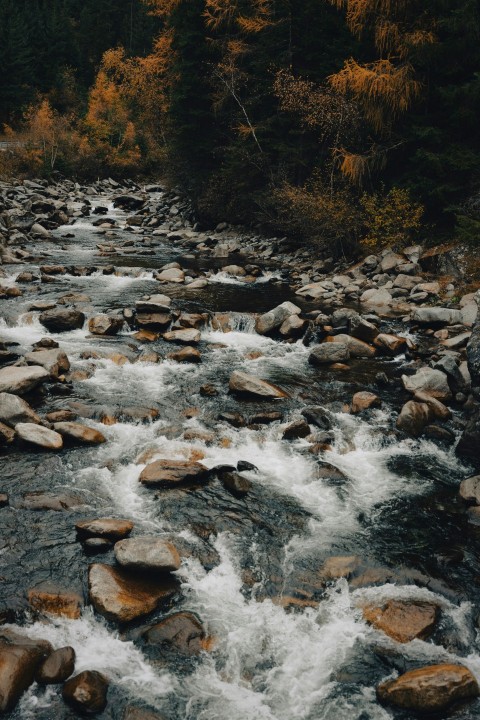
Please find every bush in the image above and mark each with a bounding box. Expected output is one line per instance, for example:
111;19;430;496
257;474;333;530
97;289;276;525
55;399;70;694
360;186;424;251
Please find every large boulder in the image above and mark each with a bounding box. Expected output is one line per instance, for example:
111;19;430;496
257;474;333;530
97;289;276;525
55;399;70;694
16;423;63;450
412;307;463;327
36;647;76;684
39;308;85;332
309;343;350;366
0;366;49;395
28;586;83;619
377;664;479;712
256;302;301;335
325;334;376;358
396;401;431;437
402;368;452;401
88;564;178;623
114;537;181;572
0;645;47;712
88;315;124;336
142;612;206;656
0;393;41;426
459;475;480;504
229;370;288;399
62;670;109;715
373;333;407;356
24;349;70;378
53;422;106;445
360;288;393;307
135;294;172;313
156;268;185;283
351;392;381;414
363;600;438;643
139;460;208;488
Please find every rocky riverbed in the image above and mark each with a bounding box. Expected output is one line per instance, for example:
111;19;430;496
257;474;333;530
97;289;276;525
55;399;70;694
1;177;480;719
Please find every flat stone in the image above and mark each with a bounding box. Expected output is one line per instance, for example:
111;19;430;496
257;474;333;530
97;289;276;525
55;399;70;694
76;518;134;540
114;537;181;572
309;343;350;365
156;268;185;283
363;600;438;643
377;664;479;712
0;366;49;395
135;294;172;313
16;423;63;450
88;564;178;623
53;422;106;445
163;329;200;344
0;392;41;426
18;492;83;511
168;346;201;363
24;349;70;378
412;307;463;327
139;460;208;488
28;587;83;619
229;370;288;398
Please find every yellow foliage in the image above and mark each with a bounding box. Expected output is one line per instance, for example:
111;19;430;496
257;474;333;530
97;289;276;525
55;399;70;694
361;186;424;250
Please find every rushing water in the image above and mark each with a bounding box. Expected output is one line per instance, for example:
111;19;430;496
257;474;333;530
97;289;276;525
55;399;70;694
1;188;479;719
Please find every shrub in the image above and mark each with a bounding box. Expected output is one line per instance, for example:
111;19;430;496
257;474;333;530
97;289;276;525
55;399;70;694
360;186;424;251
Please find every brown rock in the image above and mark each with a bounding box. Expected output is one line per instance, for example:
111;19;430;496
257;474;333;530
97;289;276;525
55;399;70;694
62;670;109;715
168;346;201;363
351;392;381;414
459;475;480;505
36;646;76;684
136;313;171;329
75;518;134;540
88;564;178;623
88;315;124;336
134;330;159;343
28;587;83;619
0;645;46;713
143;612;207;656
229;371;288;399
18;492;83;511
363;600;438;643
377;664;479;712
396;400;431;437
16;423;63;450
320;556;361;580
282;419;311;440
373;333;407;355
163;329;200;344
124;708;165;720
0;422;15;445
53;422;106;445
139;460;208;488
114;537;181;572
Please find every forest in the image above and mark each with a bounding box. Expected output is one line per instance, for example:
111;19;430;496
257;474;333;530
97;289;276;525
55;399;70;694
1;0;480;253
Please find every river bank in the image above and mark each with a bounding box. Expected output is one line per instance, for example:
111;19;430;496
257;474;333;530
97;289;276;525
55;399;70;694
1;177;480;719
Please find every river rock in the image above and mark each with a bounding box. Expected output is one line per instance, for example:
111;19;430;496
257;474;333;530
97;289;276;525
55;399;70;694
0;366;49;395
124;708;165;720
18;491;83;511
279;314;305;337
350;315;379;343
402;368;451;401
139;460;209;487
459;476;480;504
114;537;181;572
163;328;200;344
283;419;311;440
377;664;479;712
88;315;124;336
76;518;134;540
25;349;70;378
0;644;47;713
351;392;381;414
221;471;252;498
156;268;185;283
53;422;106;445
256;301;301;335
136;313;171;329
363;600;438;643
309;343;350;365
27;586;83;619
88;564;178;622
326;334;376;358
229;370;288;398
0;392;41;426
16;423;63;450
36;646;76;684
168;346;201;363
413;391;451;420
396;401;431;437
0;423;15;445
39;308;85;332
62;670;109;715
360;288;393;307
143;612;206;656
412;307;463;326
373;333;407;355
135;294;172;313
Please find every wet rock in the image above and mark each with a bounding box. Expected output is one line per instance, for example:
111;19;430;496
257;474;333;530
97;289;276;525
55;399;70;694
0;493;8;507
326;334;376;358
402;368;452;401
279;314;306;337
301;406;332;430
377;664;479;712
168;346;201;363
363;600;438;643
18;491;83;511
0;422;15;445
221;471;252;498
0;644;47;713
16;423;63;450
283;419;311;440
76;516;133;540
412;307;463;326
218;411;245;428
136;313;171;329
62;670;109;715
140;460;209;488
413;391;451;421
351;392;381;414
229;370;288;399
237;460;258;473
360;288;393;307
373;333;407;355
36;646;76;684
309;343;350;365
163;328;200;344
89;315;124;336
424;425;455;444
88;564;178;623
396;401;431;437
349;315;379;343
250;411;283;424
114;537;181;572
200;384;218;397
113;194;146;210
0;365;49;395
39;308;85;332
459;475;480;504
123;707;165;720
156;268;185;283
27;587;83;619
83;538;113;553
0;392;41;426
45;410;77;423
53;421;106;445
135;294;172;313
25;349;70;378
256;301;301;335
143;612;206;656
320;555;361;580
